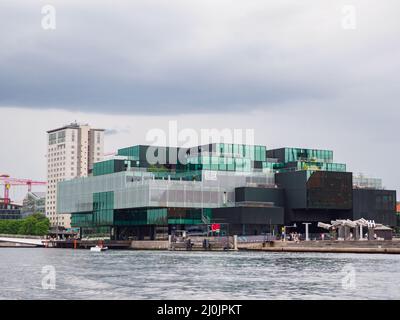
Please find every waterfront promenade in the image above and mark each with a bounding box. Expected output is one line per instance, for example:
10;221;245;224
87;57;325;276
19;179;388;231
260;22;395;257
3;234;400;254
238;239;400;254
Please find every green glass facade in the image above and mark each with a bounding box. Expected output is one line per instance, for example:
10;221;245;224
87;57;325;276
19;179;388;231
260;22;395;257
93;145;344;178
79;207;212;228
93;160;115;176
114;208;168;226
187;155;252;172
273;161;346;173
93;191;114;226
214;143;266;161
71;212;93;227
284;148;333;162
266;147;345;174
72;192;115;227
117;145;140;160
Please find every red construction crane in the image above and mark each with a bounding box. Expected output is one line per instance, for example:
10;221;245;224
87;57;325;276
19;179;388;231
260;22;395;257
0;174;46;205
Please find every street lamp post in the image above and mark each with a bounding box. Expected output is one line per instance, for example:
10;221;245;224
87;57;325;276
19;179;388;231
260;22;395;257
302;222;312;241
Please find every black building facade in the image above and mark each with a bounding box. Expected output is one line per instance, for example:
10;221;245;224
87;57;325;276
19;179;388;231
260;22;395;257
353;189;397;226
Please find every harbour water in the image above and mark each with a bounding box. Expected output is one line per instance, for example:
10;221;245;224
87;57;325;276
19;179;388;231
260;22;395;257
1;248;399;300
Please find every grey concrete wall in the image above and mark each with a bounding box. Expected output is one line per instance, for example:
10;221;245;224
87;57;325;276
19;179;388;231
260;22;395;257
238;240;400;254
130;240;169;250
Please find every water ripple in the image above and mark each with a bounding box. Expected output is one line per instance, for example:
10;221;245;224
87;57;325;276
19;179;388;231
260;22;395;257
0;248;399;299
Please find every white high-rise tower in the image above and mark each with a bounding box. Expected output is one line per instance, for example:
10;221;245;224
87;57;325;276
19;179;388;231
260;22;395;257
46;123;104;228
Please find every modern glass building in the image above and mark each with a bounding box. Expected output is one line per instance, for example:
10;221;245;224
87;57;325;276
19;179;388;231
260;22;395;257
57;144;397;239
0;200;22;220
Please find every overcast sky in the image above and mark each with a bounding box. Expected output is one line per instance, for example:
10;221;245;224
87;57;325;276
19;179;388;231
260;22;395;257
0;0;399;200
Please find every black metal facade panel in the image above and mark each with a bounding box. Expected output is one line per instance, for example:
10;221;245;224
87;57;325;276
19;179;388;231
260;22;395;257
353;189;397;227
114;159;127;173
235;187;285;206
290;209;353;224
266;148;285;162
306;171;353;210
275;171;357;225
276;171;354;211
212;206;284;225
275;171;308;209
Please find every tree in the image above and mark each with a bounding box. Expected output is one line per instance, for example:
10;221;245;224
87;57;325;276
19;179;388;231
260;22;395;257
18;216;36;235
34;219;50;236
0;213;50;236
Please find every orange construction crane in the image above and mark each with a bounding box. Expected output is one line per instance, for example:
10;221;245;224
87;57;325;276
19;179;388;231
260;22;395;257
0;174;46;205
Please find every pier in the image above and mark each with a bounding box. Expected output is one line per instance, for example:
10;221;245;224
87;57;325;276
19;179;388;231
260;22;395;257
44;239;132;249
0;234;45;247
238;239;400;254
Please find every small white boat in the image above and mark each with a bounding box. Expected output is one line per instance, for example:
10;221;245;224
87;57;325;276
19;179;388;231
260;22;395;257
90;245;108;252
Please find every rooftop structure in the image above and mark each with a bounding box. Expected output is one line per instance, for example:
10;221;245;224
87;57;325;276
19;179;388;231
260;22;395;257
21;192;46;217
353;174;383;190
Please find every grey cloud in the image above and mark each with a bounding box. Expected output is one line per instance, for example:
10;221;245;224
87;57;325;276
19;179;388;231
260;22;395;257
0;0;399;115
104;129;119;136
105;128;130;136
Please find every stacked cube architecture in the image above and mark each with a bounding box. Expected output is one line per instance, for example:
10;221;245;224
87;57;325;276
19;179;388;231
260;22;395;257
57;144;397;239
